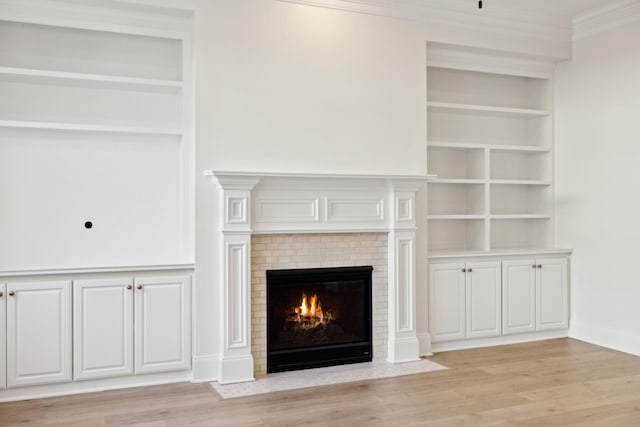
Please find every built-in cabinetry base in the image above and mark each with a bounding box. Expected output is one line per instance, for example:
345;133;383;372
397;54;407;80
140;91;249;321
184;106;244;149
0;266;193;403
428;250;570;353
0;370;192;403
431;329;568;353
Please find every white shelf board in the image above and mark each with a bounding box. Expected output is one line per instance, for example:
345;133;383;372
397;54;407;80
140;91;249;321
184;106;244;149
490;179;551;186
428;141;550;153
428;247;573;259
0;66;183;92
427;101;550;118
429;178;485;184
490;214;551;220
0;120;183;136
0;264;195;278
428;215;485;220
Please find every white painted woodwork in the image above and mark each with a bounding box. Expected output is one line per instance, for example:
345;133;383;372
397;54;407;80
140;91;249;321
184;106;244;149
387;180;422;364
134;276;191;374
429;263;466;342
536;258;569;331
427;57;555;256
502;260;536;335
210;172;427;380
465;262;501;339
0;7;194;272
213;175;258;384
0;283;6;389
6;280;72;388
430;254;569;349
73;278;134;380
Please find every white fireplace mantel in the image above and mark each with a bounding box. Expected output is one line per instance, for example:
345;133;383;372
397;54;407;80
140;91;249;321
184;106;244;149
205;170;432;384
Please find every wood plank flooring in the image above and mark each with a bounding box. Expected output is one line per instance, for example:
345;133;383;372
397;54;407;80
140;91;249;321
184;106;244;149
3;339;640;426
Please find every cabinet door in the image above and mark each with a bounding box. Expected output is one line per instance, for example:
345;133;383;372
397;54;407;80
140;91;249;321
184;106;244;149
73;278;134;380
429;263;466;342
0;283;6;389
466;261;501;339
536;258;569;331
502;259;536;335
6;280;72;387
134;276;191;374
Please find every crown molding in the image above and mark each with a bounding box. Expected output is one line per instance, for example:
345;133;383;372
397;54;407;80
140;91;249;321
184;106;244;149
573;0;640;41
427;43;555;79
0;0;193;39
277;0;571;43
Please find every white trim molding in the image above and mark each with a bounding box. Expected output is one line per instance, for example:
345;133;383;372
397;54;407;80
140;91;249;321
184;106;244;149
573;0;640;41
0;0;194;39
213;175;260;385
277;0;571;43
207;171;430;382
427;43;556;80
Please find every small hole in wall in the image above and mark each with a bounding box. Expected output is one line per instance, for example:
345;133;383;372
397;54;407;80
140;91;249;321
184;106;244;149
84;221;93;229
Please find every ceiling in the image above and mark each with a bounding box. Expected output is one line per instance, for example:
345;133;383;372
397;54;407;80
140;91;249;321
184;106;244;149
281;0;640;44
469;0;617;18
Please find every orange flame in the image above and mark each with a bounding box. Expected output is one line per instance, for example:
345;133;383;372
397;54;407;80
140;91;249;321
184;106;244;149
291;292;332;329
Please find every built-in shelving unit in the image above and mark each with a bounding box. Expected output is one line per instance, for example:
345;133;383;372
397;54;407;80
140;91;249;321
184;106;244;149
0;7;194;271
426;48;555;256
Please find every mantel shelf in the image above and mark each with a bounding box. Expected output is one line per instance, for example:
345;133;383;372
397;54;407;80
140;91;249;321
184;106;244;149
0;66;183;92
0;120;183;136
427;101;550;118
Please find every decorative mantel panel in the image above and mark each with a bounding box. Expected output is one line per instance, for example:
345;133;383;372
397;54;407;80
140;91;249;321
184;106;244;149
206;171;429;384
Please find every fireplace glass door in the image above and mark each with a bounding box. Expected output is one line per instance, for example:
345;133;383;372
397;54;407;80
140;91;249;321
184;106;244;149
266;266;373;373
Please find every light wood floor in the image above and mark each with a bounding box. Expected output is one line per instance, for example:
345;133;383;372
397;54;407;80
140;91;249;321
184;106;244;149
3;338;640;426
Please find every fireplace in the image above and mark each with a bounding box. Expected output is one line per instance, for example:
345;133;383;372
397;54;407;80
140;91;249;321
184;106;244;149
266;266;373;373
208;171;425;384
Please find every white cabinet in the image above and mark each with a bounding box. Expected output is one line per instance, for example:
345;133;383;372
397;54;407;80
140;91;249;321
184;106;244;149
0;283;5;389
429;261;501;342
502;258;568;334
73;275;191;380
134;276;191;374
536;258;569;331
430;255;569;349
73;278;134;380
6;281;72;388
466;262;501;339
502;260;536;334
429;263;465;342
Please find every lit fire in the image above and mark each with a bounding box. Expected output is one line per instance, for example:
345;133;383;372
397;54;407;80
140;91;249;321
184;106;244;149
289;292;334;330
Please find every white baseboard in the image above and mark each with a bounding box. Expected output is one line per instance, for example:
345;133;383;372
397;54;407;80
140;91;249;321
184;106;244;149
0;370;191;403
431;329;568;353
191;354;221;383
417;333;433;357
569;321;640;356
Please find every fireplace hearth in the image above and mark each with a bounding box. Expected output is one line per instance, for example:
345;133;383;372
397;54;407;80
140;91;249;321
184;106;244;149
267;266;373;373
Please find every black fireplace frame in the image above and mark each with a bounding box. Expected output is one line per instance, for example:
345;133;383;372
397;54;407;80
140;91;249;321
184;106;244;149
266;266;373;373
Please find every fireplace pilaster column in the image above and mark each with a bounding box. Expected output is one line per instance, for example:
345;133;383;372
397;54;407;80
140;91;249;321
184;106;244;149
387;179;424;363
214;175;261;384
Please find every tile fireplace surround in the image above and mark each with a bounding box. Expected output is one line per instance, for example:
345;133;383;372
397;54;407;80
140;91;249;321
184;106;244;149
205;171;430;384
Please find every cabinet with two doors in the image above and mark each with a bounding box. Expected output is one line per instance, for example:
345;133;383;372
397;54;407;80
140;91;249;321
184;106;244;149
0;275;191;389
429;255;568;348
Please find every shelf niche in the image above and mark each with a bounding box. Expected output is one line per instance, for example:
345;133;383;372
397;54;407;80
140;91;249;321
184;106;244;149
426;51;555;255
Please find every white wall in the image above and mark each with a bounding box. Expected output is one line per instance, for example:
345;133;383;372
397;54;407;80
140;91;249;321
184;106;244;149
556;20;640;355
192;0;573;364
